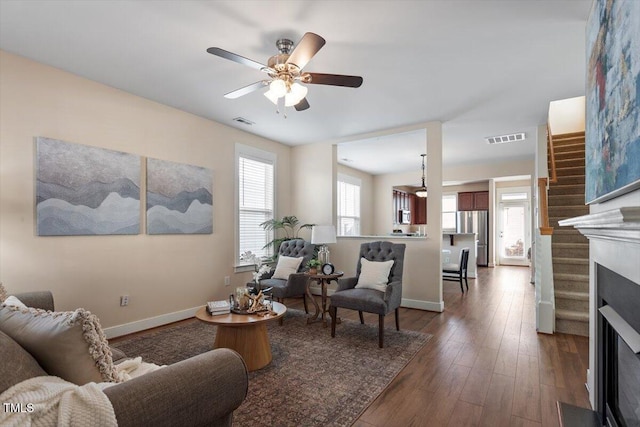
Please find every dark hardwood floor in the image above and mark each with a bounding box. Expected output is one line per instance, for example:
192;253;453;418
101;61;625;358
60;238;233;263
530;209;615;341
111;265;590;426
290;265;591;427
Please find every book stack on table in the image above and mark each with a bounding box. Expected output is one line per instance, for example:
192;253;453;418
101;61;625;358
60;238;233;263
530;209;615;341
206;300;230;316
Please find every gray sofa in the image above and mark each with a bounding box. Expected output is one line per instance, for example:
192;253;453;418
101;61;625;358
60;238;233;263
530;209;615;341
0;291;248;427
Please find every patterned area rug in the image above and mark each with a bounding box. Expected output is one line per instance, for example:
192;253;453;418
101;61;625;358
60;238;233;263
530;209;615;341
111;309;432;427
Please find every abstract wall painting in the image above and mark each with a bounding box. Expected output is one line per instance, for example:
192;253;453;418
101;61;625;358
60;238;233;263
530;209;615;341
585;0;640;203
146;158;213;234
36;137;141;235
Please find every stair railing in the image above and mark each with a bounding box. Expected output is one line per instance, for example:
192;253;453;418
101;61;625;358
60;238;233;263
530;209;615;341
538;177;553;236
547;124;558;184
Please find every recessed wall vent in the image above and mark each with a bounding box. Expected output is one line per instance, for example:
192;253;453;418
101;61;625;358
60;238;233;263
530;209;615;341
232;117;255;126
485;132;526;144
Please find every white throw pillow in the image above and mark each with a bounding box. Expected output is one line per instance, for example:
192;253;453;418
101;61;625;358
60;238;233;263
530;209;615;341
272;255;304;280
355;258;395;292
3;295;27;309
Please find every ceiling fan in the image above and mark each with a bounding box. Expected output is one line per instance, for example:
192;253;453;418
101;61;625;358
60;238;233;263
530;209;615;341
207;32;363;112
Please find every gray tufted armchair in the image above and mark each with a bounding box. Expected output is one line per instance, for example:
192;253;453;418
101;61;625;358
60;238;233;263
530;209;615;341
256;239;316;313
329;241;406;348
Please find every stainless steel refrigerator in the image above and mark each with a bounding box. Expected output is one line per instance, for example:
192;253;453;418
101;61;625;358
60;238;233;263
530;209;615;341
457;211;489;266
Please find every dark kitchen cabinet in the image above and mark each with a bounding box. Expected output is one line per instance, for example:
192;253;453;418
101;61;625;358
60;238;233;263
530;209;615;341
458;191;489;211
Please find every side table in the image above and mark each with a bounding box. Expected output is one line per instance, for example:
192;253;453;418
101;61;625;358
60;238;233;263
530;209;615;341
306;272;343;326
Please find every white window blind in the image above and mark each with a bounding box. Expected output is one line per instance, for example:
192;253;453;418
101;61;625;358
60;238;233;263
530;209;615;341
237;148;275;262
442;193;457;231
337;174;361;236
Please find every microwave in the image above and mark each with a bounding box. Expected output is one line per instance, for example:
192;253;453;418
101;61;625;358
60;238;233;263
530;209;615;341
398;210;411;224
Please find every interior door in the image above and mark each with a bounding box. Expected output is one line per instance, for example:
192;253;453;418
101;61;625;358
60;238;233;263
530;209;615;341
497;200;530;266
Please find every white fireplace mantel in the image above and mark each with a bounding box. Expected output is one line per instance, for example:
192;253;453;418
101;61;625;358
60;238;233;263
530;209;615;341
558;206;640;243
558;205;640;412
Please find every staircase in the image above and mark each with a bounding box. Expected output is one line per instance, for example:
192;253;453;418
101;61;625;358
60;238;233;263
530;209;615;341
547;132;589;336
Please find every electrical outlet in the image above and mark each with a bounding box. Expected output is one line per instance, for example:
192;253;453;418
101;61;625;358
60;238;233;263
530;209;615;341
120;295;129;306
224;276;230;286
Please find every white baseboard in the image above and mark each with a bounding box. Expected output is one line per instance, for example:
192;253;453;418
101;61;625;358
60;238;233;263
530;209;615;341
402;298;444;312
104;306;200;339
309;285;444;313
536;300;555;334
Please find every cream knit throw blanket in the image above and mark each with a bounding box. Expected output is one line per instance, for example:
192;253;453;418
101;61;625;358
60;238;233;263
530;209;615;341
0;376;116;427
0;358;163;426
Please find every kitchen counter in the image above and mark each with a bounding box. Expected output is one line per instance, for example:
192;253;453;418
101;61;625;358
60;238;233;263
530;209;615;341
339;235;429;239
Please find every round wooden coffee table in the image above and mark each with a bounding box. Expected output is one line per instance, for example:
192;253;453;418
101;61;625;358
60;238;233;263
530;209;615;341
195;301;286;371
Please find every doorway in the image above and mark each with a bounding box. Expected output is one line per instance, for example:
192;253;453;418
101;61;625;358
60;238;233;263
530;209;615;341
497;187;531;266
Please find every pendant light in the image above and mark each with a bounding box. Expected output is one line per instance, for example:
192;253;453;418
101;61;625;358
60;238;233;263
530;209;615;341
416;154;428;198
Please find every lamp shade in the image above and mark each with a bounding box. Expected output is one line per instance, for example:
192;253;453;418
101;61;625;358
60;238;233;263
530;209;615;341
311;225;336;244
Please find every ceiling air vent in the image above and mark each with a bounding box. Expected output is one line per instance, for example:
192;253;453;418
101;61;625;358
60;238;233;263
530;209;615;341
232;117;254;126
485;132;526;144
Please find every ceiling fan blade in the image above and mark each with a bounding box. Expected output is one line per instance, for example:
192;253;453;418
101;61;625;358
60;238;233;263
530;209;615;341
207;47;267;71
286;32;326;70
304;73;363;88
224;81;269;99
295;98;310;111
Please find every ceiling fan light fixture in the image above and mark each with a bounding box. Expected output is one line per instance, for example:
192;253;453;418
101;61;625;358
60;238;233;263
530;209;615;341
269;78;287;98
264;88;279;104
285;83;307;106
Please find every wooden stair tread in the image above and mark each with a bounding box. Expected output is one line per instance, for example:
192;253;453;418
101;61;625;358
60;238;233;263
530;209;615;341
553;256;589;264
556;309;589;322
554;272;589;282
555;290;589;300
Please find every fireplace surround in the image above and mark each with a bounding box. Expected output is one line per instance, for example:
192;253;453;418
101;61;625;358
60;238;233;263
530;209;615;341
560;206;640;427
597;265;640;426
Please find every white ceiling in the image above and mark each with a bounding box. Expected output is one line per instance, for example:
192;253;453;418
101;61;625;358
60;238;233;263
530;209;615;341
0;0;591;174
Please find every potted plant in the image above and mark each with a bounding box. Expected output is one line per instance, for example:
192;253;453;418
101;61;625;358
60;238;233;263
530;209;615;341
306;259;321;275
260;215;315;260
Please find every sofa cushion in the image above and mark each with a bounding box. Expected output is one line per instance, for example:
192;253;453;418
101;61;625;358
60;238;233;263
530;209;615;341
0;330;47;394
272;255;303;280
355;258;394;292
0;304;120;385
3;295;27;308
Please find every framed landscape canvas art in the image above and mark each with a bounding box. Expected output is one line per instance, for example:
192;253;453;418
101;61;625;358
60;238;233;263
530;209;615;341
36;137;141;235
585;0;640;203
146;158;213;234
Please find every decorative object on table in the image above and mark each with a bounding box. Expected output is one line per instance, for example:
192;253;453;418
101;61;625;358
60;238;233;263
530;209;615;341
306;259;321;275
585;0;640;204
229;288;272;314
241;251;272;284
259;216;315;260
321;262;334;275
206;300;230;316
415;153;428;198
146;158;213;234
311;225;337;265
36;137;141;236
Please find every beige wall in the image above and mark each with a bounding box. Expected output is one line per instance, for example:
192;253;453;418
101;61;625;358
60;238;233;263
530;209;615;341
444;158;534;183
0;50;292;331
290;143;335;227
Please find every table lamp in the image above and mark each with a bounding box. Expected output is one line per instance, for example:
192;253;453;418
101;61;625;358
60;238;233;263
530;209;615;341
311;225;337;265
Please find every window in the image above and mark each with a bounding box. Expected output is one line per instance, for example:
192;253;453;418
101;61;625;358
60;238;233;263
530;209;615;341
442;193;457;231
236;144;275;263
337;173;361;236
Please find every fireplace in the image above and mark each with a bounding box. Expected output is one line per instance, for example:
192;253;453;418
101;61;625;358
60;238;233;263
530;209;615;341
597;265;640;427
559;205;640;427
